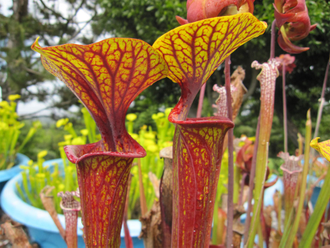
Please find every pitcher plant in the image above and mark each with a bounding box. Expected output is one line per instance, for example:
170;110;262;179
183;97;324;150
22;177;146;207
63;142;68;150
32;38;168;247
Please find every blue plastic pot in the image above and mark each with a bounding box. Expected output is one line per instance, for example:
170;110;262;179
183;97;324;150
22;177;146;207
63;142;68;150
307;174;324;207
1;158;144;248
240;175;284;224
303;157;327;207
0;153;30;193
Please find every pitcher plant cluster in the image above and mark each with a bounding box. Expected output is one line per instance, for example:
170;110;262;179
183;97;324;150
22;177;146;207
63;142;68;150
0;95;41;170
29;0;330;246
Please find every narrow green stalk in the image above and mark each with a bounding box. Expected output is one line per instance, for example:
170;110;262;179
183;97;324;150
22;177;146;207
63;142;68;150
282;65;288;153
196;83;206;118
243;118;260;245
299;141;330;246
17;122;41;152
15;182;28;202
212;200;219;244
21;171;38;206
258;224;263;248
299;168;330;246
277;191;282;232
9;130;20;155
313;54;330;139
279;208;294;246
82;107;97;143
138;158;147;216
233;165;240;204
65;124;77;138
248;59;278;247
156;155;164;178
225;56;234;248
246;142;269;248
212;168;227;245
280;109;312;247
248;137;271;247
127;121;134;134
270;20;276;59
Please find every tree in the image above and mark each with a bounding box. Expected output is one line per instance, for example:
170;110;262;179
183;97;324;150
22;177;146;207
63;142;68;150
95;0;330;155
0;0;98;116
94;0;187;128
1;0;329;156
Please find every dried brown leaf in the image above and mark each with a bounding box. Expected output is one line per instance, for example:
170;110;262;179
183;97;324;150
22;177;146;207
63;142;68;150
148;172;160;199
139;201;162;248
159;146;173;248
40;186;65;240
0;221;31;248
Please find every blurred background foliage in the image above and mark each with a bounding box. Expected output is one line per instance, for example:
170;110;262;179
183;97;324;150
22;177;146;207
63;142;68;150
0;0;329;160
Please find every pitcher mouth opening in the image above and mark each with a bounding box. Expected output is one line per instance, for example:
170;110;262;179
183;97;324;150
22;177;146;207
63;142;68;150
171;116;235;128
64;141;146;164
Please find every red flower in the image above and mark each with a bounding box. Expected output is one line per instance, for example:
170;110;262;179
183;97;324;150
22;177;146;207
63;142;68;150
236;138;254;173
176;0;255;25
236;137;277;188
275;54;296;74
273;0;317;54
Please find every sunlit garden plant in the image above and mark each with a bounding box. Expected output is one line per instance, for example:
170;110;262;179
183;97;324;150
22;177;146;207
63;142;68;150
0;95;41;170
127;108;175;217
15;117;90;214
16;150;77;214
25;0;330;246
15;107;99;213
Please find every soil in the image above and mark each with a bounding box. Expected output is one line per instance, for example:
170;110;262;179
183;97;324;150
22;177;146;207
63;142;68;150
0;208;39;248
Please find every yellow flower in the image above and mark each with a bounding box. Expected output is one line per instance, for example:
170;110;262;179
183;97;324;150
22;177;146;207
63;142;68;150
144;132;155;140
56;118;69;128
0;122;8;130
64;135;73;141
63;122;73;130
80;129;89;136
311;138;330;162
0;101;9;108
58;141;69;147
152;112;165;120
144;139;156;147
165;108;172;117
126;113;137;122
130;133;139;141
157;112;164;118
147;144;158;153
8;94;21;101
72;137;86;145
38;150;48;159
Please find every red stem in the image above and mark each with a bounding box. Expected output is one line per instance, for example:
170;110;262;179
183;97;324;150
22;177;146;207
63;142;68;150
123;175;133;248
243;117;260;245
260;207;266;247
282;65;288;153
196;84;207;118
320;54;330;100
313;54;330;138
64;210;79;248
123;221;133;248
138;158;148;216
225;56;234;248
238;173;246;206
270;20;276;59
315;212;326;247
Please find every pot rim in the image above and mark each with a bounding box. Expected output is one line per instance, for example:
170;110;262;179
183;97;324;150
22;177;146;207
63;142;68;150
0;158;141;237
0;153;30;182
